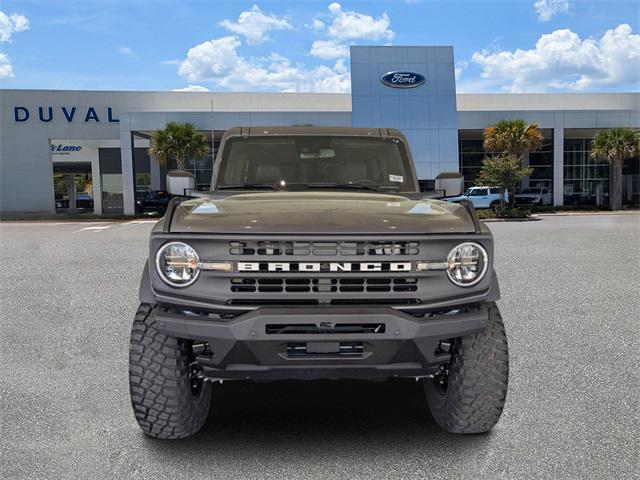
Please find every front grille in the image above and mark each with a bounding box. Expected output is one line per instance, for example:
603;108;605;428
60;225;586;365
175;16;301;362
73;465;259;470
226;298;421;306
223;237;429;306
229;240;419;256
266;323;385;334
230;277;418;294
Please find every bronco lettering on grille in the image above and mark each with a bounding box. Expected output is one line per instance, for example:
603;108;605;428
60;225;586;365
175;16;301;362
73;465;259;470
236;262;412;272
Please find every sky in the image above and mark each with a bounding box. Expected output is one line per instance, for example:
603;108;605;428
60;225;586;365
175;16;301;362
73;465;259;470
0;0;638;93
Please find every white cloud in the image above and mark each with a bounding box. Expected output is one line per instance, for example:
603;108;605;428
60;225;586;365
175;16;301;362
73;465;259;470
173;85;210;92
533;0;571;22
311;18;325;32
310;39;349;59
177;35;350;93
471;24;640;92
219;5;292;45
310;58;351;93
178;36;243;82
118;46;134;56
0;52;14;79
308;3;394;59
324;3;393;41
0;11;29;42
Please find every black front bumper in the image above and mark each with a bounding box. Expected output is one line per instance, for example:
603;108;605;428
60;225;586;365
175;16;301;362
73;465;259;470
153;303;490;381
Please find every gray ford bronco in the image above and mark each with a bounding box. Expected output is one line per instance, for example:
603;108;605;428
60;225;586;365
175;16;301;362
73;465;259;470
130;127;509;439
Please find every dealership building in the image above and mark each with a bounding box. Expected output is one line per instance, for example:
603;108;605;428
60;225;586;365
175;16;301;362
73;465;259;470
1;45;638;215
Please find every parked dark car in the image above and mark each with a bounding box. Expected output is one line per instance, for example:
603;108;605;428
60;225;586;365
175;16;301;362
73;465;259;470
135;190;170;215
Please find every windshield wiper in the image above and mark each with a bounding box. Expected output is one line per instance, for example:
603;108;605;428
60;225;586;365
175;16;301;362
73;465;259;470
306;182;383;192
217;184;280;191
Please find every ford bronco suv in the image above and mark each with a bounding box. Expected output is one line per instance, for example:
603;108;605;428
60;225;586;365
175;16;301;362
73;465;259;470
130;127;509;439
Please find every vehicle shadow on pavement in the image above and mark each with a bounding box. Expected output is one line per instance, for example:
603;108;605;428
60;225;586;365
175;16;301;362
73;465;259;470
143;379;490;455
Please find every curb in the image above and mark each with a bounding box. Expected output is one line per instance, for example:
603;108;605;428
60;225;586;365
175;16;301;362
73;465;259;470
480;217;540;222
535;211;640;217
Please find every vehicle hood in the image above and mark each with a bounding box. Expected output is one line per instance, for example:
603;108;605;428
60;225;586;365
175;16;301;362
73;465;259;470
167;192;477;234
515;193;540;198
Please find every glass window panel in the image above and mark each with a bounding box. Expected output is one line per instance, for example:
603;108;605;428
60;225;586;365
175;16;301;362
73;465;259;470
462;168;481;183
564;151;584;166
193;153;213;170
563;179;609;205
460;140;484;153
623;156;639;175
585;165;609;179
102;174;124;213
461;154;483;167
136;173;151;191
564;139;584;151
539;138;553;151
564;165;583;180
530;166;553;179
196;169;212;188
585;155;609;165
529;152;552;166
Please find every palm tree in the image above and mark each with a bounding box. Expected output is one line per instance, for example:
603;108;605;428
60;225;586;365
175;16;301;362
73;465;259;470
483;119;544;162
483;119;544;207
590;128;640;210
149;122;209;171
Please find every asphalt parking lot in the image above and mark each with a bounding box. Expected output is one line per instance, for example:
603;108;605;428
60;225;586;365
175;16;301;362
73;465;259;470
1;214;638;479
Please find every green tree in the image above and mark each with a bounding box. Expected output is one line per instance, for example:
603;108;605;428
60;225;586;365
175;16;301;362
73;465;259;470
476;155;533;209
590;128;640;211
148;122;209;171
483;119;544;162
482;119;543;207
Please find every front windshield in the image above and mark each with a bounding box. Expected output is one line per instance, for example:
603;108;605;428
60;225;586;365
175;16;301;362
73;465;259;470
520;188;539;194
215;135;416;192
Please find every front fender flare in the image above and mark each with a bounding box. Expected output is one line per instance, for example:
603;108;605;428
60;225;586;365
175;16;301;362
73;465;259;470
487;270;501;302
139;260;155;304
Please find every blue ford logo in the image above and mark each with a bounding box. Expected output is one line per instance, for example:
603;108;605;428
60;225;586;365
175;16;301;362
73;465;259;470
381;71;425;88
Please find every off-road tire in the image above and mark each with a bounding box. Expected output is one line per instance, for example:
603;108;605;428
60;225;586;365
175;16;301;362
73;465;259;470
424;303;509;434
129;303;212;439
490;200;500;210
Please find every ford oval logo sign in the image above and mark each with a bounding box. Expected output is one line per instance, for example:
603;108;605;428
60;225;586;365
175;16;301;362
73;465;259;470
381;71;425;89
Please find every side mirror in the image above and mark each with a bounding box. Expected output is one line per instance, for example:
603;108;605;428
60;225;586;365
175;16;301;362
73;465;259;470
434;172;464;198
166;170;196;197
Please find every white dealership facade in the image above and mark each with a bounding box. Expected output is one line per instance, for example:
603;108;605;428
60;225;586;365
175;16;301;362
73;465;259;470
1;46;638;215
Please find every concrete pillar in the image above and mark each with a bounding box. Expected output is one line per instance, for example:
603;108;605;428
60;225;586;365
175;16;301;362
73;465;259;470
91;149;103;215
553;127;564;206
120;119;136;215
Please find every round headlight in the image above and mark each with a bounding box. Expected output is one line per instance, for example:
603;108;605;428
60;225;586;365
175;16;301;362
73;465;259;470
446;242;489;287
155;242;200;287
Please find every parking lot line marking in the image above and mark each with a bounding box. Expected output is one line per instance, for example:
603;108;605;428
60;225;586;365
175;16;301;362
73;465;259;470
0;221;100;226
73;225;112;233
124;220;158;226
